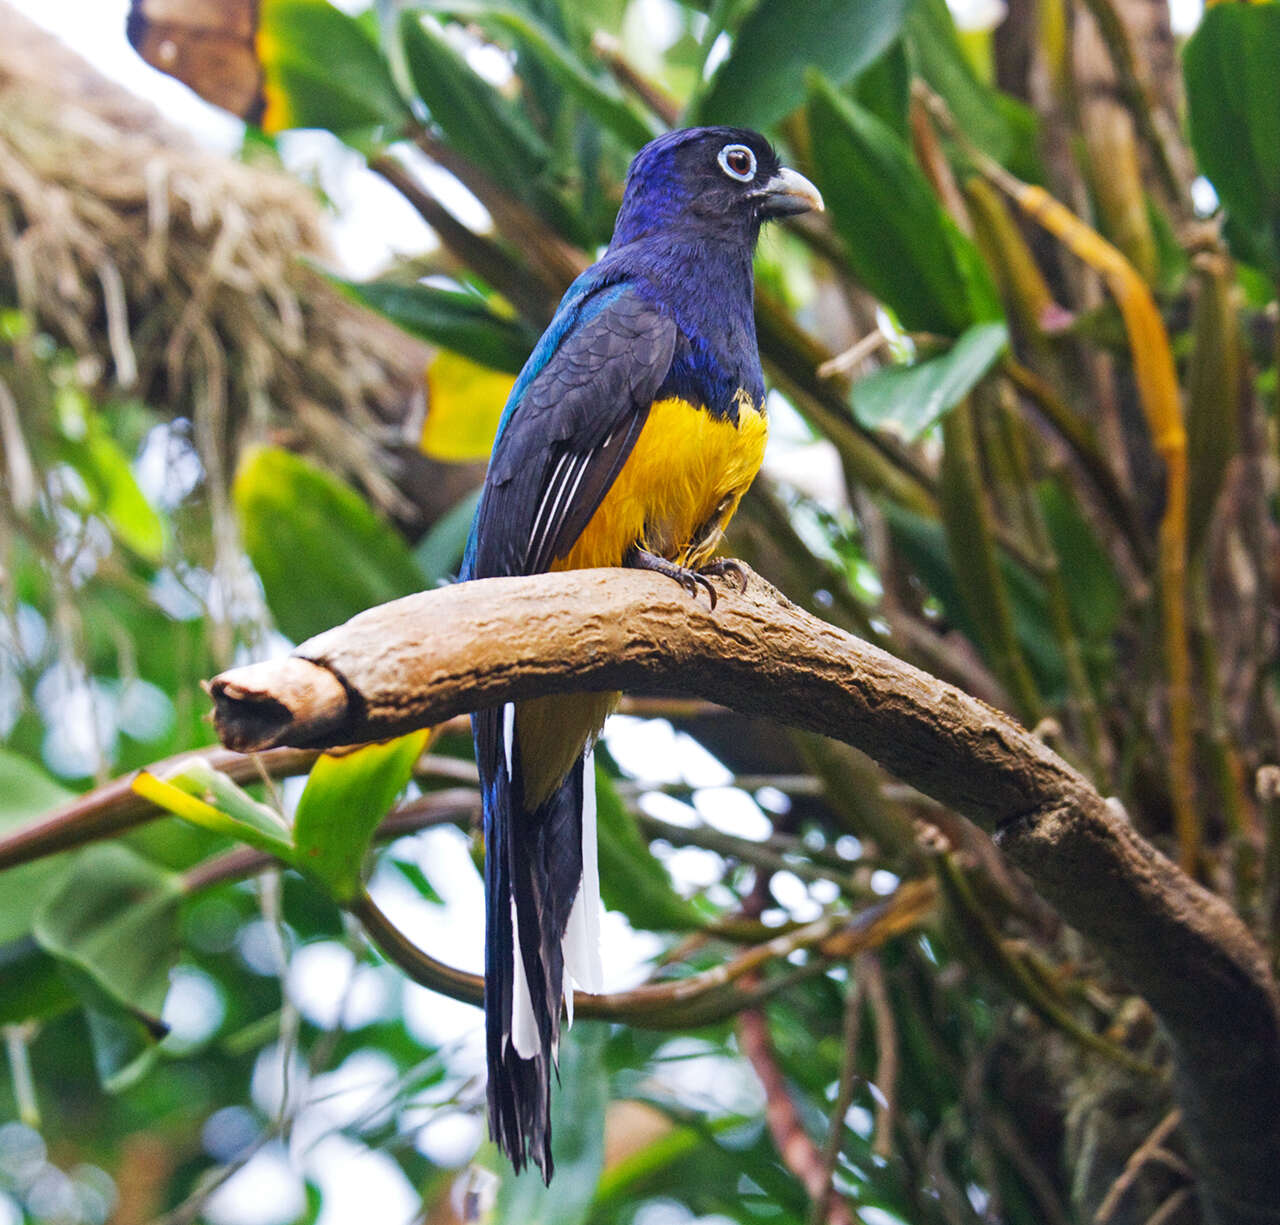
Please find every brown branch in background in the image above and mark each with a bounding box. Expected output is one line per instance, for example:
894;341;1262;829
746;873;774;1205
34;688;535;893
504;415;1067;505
809;973;864;1225
739;1006;856;1225
859;954;898;1160
1094;1108;1184;1225
204;565;1280;1223
0;745;319;871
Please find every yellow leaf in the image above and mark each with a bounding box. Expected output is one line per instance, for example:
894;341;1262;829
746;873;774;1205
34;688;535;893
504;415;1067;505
421;351;515;462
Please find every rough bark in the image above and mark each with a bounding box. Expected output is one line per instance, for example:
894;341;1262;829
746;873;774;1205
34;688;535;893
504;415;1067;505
206;565;1280;1225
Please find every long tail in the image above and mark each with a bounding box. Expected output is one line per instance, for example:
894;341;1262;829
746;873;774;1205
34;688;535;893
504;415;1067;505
476;702;603;1182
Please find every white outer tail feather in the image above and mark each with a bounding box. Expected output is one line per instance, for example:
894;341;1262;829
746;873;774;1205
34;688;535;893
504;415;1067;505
563;750;605;1026
504;714;604;1055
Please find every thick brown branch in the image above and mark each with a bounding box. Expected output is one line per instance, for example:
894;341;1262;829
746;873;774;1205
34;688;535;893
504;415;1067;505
205;566;1280;1224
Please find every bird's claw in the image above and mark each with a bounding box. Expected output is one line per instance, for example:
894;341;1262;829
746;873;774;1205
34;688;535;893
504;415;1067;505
624;547;731;610
699;557;748;593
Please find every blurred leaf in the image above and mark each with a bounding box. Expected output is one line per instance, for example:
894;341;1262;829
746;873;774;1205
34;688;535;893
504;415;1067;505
422;351;516;461
234;445;426;642
1184;2;1280;276
852;321;1008;440
401;11;550;176
333;277;538;374
293;730;430;903
906;0;1040;182
0;939;75;1026
1185;260;1242;556
258;0;409;136
852;37;911;140
418;1;658;148
32;844;181;1090
1037;480;1122;646
693;0;910;131
390;856;444;904
595;772;701;932
414;486;482;584
0;749;74;944
495;1021;607;1221
807;76;999;336
61;426;167;562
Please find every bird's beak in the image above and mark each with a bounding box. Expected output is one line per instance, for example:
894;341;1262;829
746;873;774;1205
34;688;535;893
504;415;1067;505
754;166;824;218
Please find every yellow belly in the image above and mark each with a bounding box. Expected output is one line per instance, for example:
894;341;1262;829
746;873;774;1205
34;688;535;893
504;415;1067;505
517;394;767;805
556;394;768;571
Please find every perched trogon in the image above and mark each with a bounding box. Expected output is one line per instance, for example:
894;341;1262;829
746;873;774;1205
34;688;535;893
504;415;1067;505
462;126;823;1180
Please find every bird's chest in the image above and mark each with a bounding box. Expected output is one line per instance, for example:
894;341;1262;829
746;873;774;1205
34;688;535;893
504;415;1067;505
557;390;767;571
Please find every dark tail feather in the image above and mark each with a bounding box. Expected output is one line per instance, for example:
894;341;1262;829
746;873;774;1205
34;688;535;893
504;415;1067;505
477;704;586;1183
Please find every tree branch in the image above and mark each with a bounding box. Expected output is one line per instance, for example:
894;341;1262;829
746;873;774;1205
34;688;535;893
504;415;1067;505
205;565;1280;1225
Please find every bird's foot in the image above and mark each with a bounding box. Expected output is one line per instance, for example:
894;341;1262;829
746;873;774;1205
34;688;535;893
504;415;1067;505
698;557;748;594
624;547;721;609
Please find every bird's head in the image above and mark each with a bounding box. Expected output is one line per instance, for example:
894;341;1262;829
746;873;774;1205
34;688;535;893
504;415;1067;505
610;126;823;249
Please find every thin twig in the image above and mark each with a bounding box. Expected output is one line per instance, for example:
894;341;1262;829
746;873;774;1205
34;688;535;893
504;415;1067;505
1094;1108;1183;1224
859;954;898;1159
809;975;864;1225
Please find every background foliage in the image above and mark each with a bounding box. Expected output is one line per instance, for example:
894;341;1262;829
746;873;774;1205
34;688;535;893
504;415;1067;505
1;1;1278;1223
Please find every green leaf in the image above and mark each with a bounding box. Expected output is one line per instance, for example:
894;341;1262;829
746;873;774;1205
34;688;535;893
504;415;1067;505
293;730;430;903
400;11;550;179
1184;2;1280;276
694;0;910;131
259;0;409;136
32;844;181;1089
595;772;701;933
905;0;1040;182
852;37;911;140
0;753;78;1025
494;1021;607;1222
414;487;482;585
416;1;658;148
851;321;1008;440
332;277;538;374
61;427;166;562
135;762;295;861
233;445;426;643
807;76;999;336
0;750;75;944
1037;480;1122;646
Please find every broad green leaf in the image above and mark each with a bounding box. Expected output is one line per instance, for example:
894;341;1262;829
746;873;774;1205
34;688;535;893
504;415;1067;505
494;1021;607;1221
258;0;409;136
422;351;517;461
60;425;167;562
905;0;1040;182
1184;2;1280;276
852;37;911;140
851;321;1008;440
595;772;701;932
416;1;658;148
693;0;910;131
400;12;550;179
0;750;74;944
333;277;538;374
0;752;77;1025
807;77;999;336
293;730;430;903
233;445;426;643
1037;480;1122;646
32;844;181;1090
414;487;482;585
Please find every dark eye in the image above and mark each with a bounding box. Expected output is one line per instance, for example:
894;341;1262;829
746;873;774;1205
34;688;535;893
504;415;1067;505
718;143;756;182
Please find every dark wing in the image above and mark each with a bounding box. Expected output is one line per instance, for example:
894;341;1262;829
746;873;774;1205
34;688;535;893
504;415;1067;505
469;287;677;578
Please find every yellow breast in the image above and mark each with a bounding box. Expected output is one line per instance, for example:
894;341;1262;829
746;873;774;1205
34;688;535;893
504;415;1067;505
555;394;768;572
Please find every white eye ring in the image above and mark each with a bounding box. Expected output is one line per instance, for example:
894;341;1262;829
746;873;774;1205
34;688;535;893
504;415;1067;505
718;143;757;182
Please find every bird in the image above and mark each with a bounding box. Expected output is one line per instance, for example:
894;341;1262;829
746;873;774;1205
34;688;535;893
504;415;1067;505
461;126;823;1181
